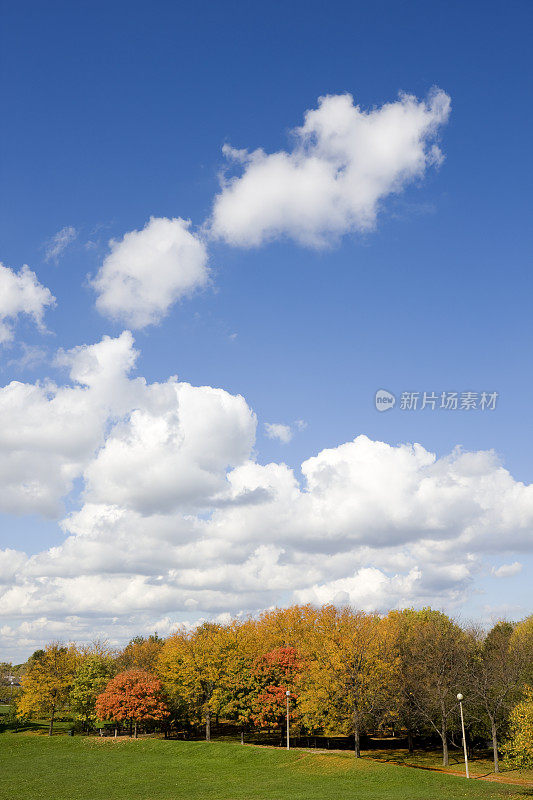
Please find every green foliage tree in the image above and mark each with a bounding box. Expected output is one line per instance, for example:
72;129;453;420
468;621;531;772
390;609;471;767
70;655;115;729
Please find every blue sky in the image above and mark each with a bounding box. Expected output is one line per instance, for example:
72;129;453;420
1;0;532;659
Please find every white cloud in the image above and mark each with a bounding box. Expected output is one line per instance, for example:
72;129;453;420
2;335;532;660
0;331;141;516
0;262;55;343
264;420;307;443
294;567;425;611
264;422;293;443
491;562;523;578
91;217;209;328
44;226;77;263
210;89;450;247
83;383;256;514
0;331;255;518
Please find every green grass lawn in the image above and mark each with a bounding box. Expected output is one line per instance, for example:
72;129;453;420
1;734;531;800
367;746;533;783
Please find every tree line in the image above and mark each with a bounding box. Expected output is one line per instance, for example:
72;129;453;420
7;605;533;772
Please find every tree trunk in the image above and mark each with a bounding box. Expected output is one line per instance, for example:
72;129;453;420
134;721;138;738
441;720;449;767
48;707;55;736
407;730;414;754
352;699;361;758
491;718;499;773
205;707;211;741
354;725;361;758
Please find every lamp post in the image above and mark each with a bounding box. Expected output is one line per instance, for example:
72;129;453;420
457;693;469;779
285;690;291;750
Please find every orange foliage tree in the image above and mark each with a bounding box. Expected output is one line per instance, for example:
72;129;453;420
95;669;169;737
250;646;303;736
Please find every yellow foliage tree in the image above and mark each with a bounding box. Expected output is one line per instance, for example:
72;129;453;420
17;642;78;735
298;606;397;757
116;634;164;673
257;605;319;651
158;622;233;740
502;686;533;768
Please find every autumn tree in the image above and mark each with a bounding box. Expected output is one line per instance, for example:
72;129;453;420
0;662;13;698
501;686;533;768
512;615;533;685
299;606;396;757
17;642;78;735
465;621;531;772
249;646;303;739
70;654;115;729
95;669;169;737
207;618;260;732
116;634;164;673
158;622;231;741
257;605;318;652
397;609;471;767
384;610;423;752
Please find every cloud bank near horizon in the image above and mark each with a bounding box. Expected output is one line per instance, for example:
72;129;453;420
1;332;531;660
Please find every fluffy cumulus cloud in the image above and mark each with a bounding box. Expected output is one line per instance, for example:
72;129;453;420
210;89;450;247
1;335;532;659
0;262;55;343
83;384;256;514
92;217;209;328
0;332;255;521
0;332;139;516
